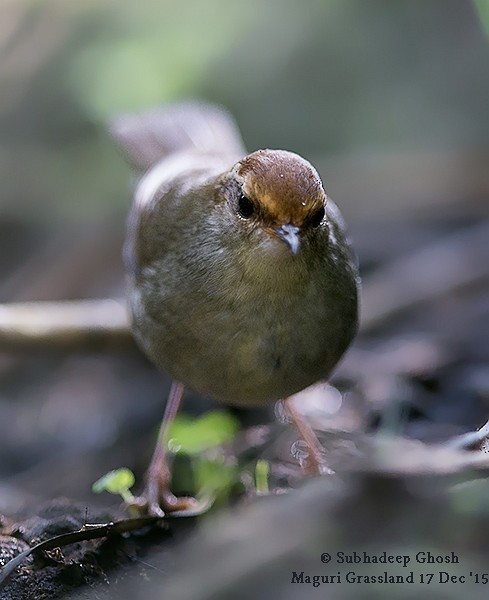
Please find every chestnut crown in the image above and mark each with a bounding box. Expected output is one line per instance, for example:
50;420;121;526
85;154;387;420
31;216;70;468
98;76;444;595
231;149;326;230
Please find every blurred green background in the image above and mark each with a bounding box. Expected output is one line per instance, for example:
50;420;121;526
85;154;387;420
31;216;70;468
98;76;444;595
1;0;488;235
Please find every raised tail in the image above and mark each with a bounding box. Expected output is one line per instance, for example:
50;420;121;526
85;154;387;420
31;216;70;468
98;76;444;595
109;100;246;173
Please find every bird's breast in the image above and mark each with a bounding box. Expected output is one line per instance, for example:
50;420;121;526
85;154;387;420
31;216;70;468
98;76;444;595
131;246;356;406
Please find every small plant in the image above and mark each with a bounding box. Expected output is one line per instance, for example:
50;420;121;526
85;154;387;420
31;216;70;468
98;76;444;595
167;410;240;503
92;411;240;511
167;410;240;455
92;467;136;504
255;459;270;495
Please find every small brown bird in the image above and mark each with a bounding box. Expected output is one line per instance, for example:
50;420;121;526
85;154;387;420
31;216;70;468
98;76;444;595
111;102;359;516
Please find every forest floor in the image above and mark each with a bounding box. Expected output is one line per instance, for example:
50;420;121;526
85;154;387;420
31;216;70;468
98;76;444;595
0;209;488;599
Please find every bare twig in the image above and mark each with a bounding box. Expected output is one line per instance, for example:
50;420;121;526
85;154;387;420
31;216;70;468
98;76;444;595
0;516;162;589
0;299;133;350
0;496;214;590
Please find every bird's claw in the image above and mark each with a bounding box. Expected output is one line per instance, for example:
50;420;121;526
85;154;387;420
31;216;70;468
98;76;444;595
129;491;200;519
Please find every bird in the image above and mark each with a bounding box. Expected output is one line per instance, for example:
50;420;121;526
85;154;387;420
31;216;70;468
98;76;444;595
110;101;359;517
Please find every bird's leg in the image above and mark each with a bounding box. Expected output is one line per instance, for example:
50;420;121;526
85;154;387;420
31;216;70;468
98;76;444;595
283;398;333;476
135;381;198;517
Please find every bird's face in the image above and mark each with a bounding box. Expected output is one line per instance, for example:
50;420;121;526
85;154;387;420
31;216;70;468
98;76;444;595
220;149;327;256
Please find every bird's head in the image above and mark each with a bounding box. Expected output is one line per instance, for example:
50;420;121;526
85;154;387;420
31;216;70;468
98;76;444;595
222;149;327;255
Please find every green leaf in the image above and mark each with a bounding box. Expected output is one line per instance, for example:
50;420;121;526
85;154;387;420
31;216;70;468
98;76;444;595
167;411;240;456
255;459;270;495
92;468;135;495
194;458;238;500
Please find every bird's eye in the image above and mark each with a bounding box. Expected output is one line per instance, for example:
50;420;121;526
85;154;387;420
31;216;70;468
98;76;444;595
310;206;325;227
237;194;255;219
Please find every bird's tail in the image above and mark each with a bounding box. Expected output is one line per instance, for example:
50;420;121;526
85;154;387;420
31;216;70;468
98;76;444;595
109;101;245;173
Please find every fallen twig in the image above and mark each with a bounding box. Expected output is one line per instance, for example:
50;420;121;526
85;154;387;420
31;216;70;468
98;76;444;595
0;494;213;591
0;516;160;589
0;298;132;350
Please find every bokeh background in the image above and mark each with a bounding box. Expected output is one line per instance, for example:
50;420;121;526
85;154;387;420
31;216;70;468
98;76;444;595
2;0;489;229
1;1;489;596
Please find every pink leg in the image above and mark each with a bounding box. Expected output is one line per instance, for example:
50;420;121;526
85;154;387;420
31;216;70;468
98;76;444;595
137;381;198;517
284;398;333;476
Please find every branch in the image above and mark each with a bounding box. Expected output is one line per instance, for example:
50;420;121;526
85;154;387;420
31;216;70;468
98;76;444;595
0;298;133;350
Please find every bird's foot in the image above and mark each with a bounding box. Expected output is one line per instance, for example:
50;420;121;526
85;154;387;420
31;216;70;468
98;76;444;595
284;398;335;477
302;448;334;477
130;488;199;518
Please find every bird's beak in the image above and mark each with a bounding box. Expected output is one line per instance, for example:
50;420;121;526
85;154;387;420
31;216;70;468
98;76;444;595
272;224;301;254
